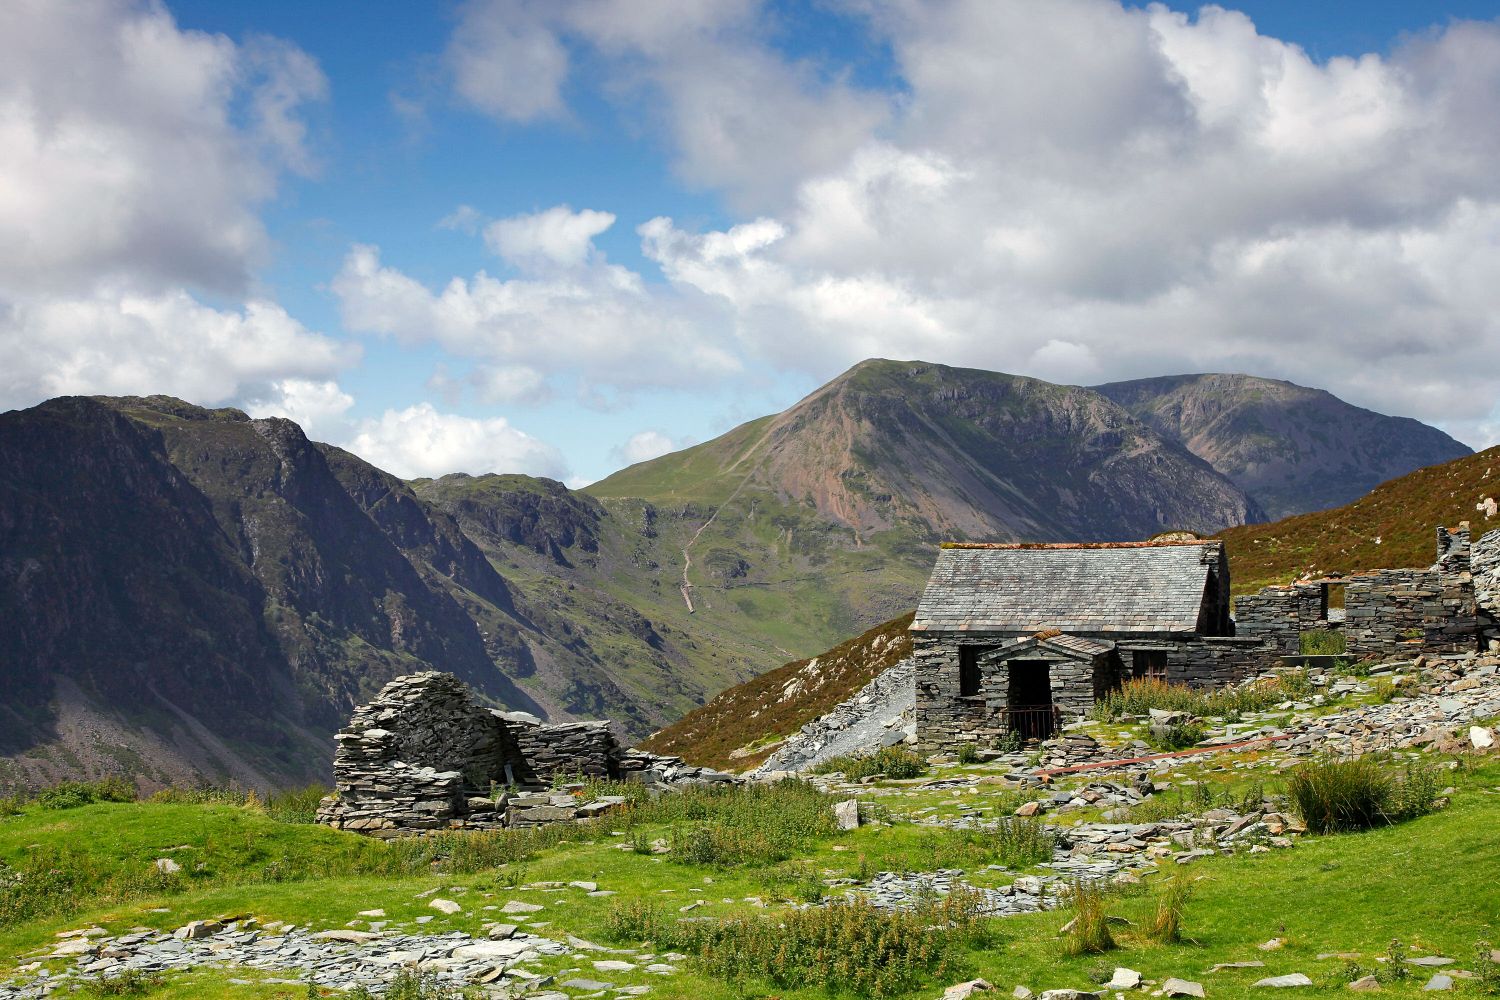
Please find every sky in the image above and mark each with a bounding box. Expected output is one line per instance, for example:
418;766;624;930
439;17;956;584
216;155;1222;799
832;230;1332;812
4;0;1500;486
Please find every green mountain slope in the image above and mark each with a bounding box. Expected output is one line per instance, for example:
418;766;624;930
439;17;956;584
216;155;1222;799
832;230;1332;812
1095;373;1472;520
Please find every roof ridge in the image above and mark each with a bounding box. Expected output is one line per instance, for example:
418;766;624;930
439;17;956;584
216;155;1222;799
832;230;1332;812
941;539;1220;550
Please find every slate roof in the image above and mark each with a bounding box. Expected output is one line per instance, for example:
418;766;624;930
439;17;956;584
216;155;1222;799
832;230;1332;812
911;541;1219;634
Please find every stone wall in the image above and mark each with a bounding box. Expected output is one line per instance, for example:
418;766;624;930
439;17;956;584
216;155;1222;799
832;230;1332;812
1342;567;1477;656
1475;528;1500;618
1164;636;1279;686
1232;589;1302;654
316;671;736;838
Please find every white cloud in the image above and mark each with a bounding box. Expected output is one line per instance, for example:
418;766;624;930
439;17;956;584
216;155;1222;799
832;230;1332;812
0;0;342;419
347;402;566;480
0;289;354;413
484;205;616;269
332;225;742;392
616;430;678;466
408;3;1500;445
0;0;327;297
446;0;570;124
243;378;355;438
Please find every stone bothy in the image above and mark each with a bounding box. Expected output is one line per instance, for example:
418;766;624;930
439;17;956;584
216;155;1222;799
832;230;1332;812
912;525;1500;752
911;539;1269;749
316;671;735;838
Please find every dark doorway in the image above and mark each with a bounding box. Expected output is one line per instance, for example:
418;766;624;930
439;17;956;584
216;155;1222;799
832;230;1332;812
959;647;982;697
1005;660;1056;741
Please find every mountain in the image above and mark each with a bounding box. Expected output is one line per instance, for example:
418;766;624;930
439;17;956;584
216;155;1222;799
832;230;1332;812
0;361;1468;791
1094;373;1472;520
642;445;1500;772
0;397;713;791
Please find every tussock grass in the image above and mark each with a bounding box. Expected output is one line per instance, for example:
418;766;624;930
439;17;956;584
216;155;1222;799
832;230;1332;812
1145;871;1194;944
1061;880;1116;955
1300;629;1348;656
1287;756;1442;833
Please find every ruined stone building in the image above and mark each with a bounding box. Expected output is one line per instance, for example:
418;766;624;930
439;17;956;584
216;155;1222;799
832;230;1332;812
316;671;733;838
911;526;1500;750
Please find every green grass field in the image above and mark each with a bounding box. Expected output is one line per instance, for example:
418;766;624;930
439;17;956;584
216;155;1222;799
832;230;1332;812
4;749;1498;1000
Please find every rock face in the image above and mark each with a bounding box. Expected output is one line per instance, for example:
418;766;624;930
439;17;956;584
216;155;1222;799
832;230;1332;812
1095;373;1471;520
316;671;737;837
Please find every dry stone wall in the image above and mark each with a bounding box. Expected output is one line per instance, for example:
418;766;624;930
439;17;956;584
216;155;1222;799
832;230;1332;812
316;671;736;838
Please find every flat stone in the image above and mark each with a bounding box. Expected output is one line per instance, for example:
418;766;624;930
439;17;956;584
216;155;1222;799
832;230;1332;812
593;960;637;972
1253;974;1314;988
1163;979;1204;998
944;980;995;1000
311;930;382;943
1422;975;1454;992
1210;963;1266;972
1347;976;1381;992
428;898;462;915
172;920;222;940
486;923;519;939
1469;726;1494;749
451;938;535;961
357;909;386;918
1406;957;1455;967
501;900;546;914
1107;968;1142;989
834;799;861;830
562;979;616;991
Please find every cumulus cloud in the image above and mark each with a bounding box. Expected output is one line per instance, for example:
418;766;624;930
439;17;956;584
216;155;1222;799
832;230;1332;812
470;1;1500;440
0;289;354;413
331;218;743;392
242;378;355;438
485;206;616;269
347;402;566;479
615;430;679;466
0;0;342;417
0;0;327;297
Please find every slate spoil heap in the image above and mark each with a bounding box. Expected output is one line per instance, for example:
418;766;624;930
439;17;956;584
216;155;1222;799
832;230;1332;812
316;672;736;838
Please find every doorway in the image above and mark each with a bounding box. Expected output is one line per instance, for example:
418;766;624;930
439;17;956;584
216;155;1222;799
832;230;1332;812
1005;659;1056;741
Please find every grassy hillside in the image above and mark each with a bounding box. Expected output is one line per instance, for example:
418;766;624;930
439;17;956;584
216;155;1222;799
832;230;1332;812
639;614;914;771
1221;445;1500;593
3;741;1497;998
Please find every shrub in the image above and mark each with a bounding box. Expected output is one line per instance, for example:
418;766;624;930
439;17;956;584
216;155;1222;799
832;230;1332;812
1147;721;1206;752
1475;941;1500;995
1300;630;1347;656
1145;871;1193;944
963;817;1057;868
759;861;827;903
1061;880;1115;955
78;970;164;996
1286;756;1441;833
603;894;988;997
957;743;982;765
1092;676;1306;723
32;777;138;810
262;784;329;824
811;746;927;781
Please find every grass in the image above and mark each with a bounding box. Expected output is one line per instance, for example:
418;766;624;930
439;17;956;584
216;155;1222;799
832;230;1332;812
3;756;1499;1000
1061;880;1115;955
811;746;928;780
1286;756;1443;833
1300;629;1348;656
1091;674;1311;723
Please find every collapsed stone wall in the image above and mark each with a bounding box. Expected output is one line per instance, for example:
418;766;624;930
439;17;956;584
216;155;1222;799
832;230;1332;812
1164;636;1280;686
316;671;736;838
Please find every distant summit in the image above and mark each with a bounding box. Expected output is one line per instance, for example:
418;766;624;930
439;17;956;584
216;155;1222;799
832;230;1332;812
1094;373;1471;519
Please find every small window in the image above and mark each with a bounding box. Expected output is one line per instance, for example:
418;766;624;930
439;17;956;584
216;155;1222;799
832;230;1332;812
959;647;982;697
1131;650;1167;682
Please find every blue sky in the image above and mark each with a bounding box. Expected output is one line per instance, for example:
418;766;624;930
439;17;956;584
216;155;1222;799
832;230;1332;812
4;0;1500;483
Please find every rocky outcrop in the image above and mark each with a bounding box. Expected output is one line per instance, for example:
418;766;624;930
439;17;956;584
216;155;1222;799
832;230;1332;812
316;672;737;838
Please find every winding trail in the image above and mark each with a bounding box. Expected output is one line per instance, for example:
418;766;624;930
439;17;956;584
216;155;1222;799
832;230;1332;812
677;420;781;613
